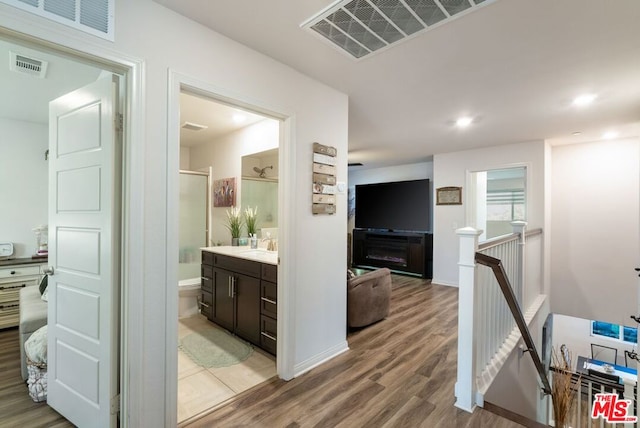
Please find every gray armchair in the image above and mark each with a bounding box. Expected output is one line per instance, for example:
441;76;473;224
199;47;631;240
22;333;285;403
347;268;392;328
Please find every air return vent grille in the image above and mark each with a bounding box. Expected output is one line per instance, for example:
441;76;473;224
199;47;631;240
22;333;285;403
302;0;495;59
10;52;48;78
1;0;113;41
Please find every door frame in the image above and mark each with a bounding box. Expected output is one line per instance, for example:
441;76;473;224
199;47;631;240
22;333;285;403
0;25;144;427
166;70;297;425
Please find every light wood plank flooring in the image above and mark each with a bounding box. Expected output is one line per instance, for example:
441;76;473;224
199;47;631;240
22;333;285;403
186;274;525;427
0;327;73;428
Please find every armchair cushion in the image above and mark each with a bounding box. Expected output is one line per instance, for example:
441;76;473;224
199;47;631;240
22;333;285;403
347;268;392;328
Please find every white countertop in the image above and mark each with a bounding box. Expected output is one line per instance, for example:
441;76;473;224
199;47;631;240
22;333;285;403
202;246;278;265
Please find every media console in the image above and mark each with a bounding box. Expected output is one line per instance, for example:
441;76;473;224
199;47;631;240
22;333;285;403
352;229;433;278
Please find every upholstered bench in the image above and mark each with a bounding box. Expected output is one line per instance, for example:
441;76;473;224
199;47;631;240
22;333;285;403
19;286;48;380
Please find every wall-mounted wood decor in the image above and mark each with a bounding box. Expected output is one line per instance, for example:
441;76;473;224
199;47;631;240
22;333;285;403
312;142;337;215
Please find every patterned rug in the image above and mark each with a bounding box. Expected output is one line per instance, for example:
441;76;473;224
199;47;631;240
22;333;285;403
179;328;253;368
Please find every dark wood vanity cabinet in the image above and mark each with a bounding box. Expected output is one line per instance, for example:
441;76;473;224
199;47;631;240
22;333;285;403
260;264;278;355
201;251;276;355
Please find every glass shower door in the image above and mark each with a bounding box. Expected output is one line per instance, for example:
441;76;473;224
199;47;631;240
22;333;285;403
179;172;208;281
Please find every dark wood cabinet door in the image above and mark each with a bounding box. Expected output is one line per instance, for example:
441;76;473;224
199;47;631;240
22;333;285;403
234;273;261;346
212;268;234;332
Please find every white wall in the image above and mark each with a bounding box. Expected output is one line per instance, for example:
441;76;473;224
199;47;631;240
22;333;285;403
190;118;279;245
485;300;550;423
347;161;434;231
0;2;349;426
550;138;639;325
179;146;190;170
433;141;547;286
552;314;635;368
0;117;47;258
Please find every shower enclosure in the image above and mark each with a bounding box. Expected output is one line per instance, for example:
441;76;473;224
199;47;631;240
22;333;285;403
179;170;210;281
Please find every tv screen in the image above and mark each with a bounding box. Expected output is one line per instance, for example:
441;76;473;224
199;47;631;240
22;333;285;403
355;179;430;232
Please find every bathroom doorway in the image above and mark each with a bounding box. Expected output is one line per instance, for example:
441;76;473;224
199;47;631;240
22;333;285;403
176;90;280;424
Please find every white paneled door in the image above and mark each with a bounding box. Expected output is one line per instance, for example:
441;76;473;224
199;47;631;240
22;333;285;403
47;76;121;427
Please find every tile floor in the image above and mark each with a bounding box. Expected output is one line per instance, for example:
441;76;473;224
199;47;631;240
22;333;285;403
177;314;277;424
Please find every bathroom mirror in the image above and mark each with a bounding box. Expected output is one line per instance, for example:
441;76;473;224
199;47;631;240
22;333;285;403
241;149;278;234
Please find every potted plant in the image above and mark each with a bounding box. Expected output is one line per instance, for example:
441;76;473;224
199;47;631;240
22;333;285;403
244;206;258;248
551;345;579;428
225;206;243;246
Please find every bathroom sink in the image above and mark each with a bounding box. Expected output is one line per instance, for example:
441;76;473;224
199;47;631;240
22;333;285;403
238;248;278;259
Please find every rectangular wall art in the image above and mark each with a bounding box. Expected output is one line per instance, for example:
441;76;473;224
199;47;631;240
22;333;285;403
213;177;236;207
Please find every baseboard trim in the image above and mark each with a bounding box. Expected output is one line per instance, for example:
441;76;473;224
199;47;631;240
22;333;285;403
293;341;349;377
483;401;549;428
431;279;458;287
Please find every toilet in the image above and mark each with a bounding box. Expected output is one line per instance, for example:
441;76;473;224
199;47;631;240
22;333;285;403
178;278;201;318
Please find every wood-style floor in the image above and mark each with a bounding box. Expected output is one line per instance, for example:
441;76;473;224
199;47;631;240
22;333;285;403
0;327;73;428
0;275;525;427
187;275;525;428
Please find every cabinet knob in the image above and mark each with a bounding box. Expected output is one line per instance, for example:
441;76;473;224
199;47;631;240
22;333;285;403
10;271;15;275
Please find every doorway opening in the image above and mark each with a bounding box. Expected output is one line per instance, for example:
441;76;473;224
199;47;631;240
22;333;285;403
176;90;280;424
0;33;129;427
468;166;527;241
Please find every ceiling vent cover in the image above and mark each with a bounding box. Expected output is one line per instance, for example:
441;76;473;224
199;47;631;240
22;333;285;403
302;0;493;59
9;52;49;78
0;0;114;41
182;122;208;131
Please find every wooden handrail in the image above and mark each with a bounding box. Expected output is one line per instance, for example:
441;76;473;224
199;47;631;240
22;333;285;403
475;252;552;395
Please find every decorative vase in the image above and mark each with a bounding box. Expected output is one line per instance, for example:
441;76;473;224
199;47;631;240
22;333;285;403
231;238;239;246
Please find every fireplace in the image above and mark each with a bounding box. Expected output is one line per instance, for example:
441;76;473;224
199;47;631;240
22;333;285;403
352;230;432;278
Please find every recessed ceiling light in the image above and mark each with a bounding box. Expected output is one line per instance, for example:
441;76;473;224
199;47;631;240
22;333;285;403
602;131;619;140
232;114;246;124
456;117;473;128
572;93;597;107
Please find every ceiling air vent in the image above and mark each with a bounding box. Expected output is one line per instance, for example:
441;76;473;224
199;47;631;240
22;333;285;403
10;52;48;78
302;0;496;60
182;122;208;131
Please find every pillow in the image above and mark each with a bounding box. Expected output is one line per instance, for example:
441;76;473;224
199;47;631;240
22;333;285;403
38;274;48;295
24;325;47;365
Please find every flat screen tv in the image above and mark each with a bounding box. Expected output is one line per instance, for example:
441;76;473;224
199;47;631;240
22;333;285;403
355;179;430;232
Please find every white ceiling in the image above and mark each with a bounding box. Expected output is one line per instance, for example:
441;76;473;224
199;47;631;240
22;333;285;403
155;0;640;168
180;92;267;147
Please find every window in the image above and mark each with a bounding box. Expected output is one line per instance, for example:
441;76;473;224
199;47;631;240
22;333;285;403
486;189;525;221
591;320;637;344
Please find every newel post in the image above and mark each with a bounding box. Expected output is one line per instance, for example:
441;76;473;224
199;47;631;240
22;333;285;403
455;227;482;412
511;221;527;305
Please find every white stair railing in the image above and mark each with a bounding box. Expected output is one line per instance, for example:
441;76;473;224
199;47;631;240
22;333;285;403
455;221;547;412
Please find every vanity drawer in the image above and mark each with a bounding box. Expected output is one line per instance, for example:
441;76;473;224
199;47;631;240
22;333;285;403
200;290;213;319
0;265;41;280
202;251;214;267
201;265;213;293
260;315;277;355
261;264;277;283
213;254;261;278
260;281;277;319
